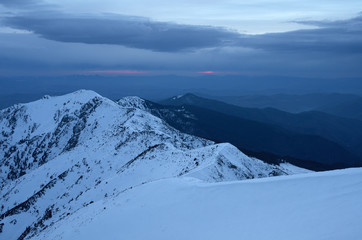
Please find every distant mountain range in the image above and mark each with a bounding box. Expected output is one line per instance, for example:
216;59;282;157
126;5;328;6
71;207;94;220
1;75;362;111
318;97;362;121
212;93;361;115
155;93;362;170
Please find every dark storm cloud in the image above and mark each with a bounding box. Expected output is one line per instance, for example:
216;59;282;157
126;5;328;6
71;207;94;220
240;15;362;54
3;13;240;52
3;11;362;54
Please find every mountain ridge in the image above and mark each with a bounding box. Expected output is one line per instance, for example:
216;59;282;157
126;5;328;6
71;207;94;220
158;93;362;164
119;95;359;170
0;90;307;240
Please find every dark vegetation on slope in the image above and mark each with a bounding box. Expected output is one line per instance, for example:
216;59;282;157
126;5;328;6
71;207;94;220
160;93;362;161
140;99;361;171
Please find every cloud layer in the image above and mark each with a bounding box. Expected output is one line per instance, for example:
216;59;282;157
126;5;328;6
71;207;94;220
0;0;40;8
3;13;240;52
0;4;362;79
3;11;362;55
241;16;362;54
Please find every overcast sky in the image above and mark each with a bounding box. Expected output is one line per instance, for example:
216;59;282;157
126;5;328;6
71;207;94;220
0;0;362;78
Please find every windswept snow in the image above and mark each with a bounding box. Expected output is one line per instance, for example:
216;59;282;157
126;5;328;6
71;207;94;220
37;168;362;240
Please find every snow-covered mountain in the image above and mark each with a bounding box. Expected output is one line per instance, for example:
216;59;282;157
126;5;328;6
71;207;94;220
0;90;307;240
37;168;362;240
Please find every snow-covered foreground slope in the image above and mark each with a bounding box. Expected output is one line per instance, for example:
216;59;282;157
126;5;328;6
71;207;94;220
38;168;362;240
0;90;308;239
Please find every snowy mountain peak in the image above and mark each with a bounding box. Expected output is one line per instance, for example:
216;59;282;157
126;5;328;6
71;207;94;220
37;89;102;105
117;96;147;110
0;91;309;240
174;93;197;100
160;93;203;106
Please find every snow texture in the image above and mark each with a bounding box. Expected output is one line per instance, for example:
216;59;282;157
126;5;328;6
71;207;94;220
38;168;362;240
1;90;312;239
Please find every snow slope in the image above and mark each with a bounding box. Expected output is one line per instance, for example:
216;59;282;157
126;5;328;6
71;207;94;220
0;90;307;239
37;168;362;240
